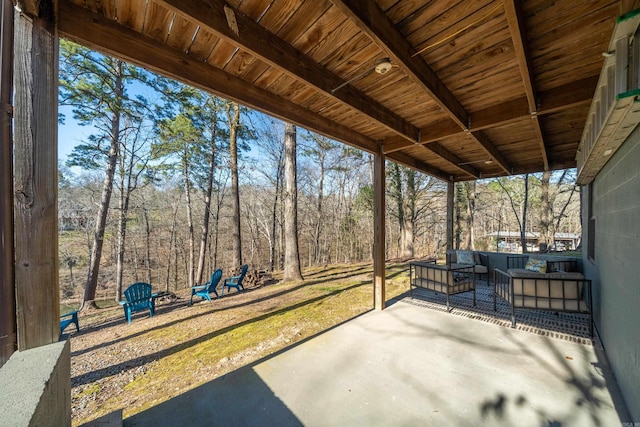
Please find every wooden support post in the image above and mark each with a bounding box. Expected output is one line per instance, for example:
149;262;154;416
446;181;454;250
373;144;386;310
0;0;16;367
13;1;59;350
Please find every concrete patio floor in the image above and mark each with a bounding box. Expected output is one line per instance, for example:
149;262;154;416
124;300;631;426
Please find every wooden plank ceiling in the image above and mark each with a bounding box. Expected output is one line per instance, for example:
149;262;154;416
57;0;630;182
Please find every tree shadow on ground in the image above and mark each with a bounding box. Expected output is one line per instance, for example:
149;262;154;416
70;263;392;357
71;280;371;387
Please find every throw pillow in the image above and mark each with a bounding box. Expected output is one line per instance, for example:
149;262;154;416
525;257;547;273
456;250;475;265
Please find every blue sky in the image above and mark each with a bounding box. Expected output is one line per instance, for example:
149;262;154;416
58;105;91;162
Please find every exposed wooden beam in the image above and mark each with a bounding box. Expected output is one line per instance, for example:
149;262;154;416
504;0;549;170
385;129;479;177
422;142;480;179
537;75;598;114
504;0;536;114
332;0;512;174
331;0;470;129
14;0;39;17
385;151;450;182
384;76;598;153
58;0;381;156
471;131;511;174
157;0;420;142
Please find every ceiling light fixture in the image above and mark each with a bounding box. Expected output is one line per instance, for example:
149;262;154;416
331;58;397;93
374;59;393;74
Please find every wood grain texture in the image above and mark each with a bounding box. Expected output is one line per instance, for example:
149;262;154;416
13;7;60;349
56;0;622;182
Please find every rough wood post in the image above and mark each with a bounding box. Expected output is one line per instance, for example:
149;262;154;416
13;0;59;349
373;143;385;310
446;180;454;250
0;0;16;367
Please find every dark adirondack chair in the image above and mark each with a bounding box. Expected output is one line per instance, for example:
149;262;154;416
119;282;156;324
221;265;248;295
190;269;223;305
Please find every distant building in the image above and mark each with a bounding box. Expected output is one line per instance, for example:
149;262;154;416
484;231;581;252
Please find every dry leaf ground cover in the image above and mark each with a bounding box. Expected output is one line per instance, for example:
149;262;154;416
68;262;410;425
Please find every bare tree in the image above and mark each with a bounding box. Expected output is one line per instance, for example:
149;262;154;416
114;121;150;302
497;174;530;252
227;101;243;268
283;123;303;281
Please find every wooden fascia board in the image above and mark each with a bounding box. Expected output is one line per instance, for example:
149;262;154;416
504;0;548;170
156;0;419;143
332;0;470;129
385;151;450;182
57;0;379;155
511;160;577;176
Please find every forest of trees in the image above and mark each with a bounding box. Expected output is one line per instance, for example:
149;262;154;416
57;41;582;308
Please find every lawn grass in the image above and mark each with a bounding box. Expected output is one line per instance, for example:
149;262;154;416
70;262;410;425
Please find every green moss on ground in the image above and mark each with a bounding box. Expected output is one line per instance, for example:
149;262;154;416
70;262;410;425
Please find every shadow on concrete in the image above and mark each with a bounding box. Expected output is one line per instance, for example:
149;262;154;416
123;365;302;427
477;326;632;426
71;280;371;387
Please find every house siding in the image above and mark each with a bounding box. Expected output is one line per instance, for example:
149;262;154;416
583;125;640;421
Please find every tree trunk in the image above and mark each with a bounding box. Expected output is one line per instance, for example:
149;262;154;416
314;153;325;264
389;163;405;257
401;169;415;258
283;123;303;281
270;162;282;271
114;167;129;302
227;102;242;268
465;181;476;250
539;171;551;250
143;206;151;283
196;128;216;284
165;200;179;292
182;152;195;288
454;182;463;250
81;62;123;311
521;174;529;253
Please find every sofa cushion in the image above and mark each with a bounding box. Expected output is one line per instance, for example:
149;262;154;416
456;250;475;265
525;257;547;273
508;268;546;279
473;265;488;274
507;269;584;280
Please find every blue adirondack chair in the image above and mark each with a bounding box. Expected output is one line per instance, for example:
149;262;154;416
60;310;80;336
119;282;156;324
190;269;223;305
221;265;248;295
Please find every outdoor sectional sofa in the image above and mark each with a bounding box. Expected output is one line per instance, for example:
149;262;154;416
446;250;490;283
493;256;593;337
410;260;476;312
